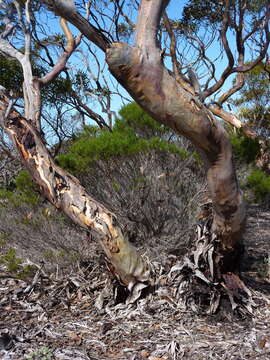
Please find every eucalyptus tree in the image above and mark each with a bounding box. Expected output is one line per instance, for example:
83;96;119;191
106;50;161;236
0;0;269;312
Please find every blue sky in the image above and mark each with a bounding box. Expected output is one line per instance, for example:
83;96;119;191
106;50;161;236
34;0;267;133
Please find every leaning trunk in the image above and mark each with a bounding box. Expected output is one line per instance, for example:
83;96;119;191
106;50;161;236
0;94;149;292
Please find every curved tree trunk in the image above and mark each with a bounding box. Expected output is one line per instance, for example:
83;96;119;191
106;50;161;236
46;0;246;259
105;0;246;271
0;0;252;312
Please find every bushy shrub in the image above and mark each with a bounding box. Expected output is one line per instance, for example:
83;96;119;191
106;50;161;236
230;134;260;163
117;102;170;138
0;170;40;207
0;248;22;272
246;169;270;202
57;103;189;174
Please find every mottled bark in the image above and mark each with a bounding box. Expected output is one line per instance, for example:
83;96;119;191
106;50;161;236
0;1;150;292
0;95;149;289
106;42;245;256
1;0;252;300
102;0;246;273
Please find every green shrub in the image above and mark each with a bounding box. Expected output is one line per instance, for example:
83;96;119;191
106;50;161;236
57;103;190;174
230;135;260;163
117;102;170;137
25;346;53;360
192;151;202;163
0;248;22;272
0;170;40;207
246;169;270;201
0;188;14;202
0;247;37;278
0;231;9;246
57;129;189;174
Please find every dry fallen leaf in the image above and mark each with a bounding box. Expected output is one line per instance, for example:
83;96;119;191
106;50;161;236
140;350;150;358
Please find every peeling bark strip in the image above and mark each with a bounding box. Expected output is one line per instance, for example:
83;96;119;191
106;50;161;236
0;98;149;290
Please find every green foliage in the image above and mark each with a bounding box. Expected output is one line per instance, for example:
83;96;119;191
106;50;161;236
246;169;270;201
230;135;260;163
234;63;269;106
116;102;171;138
0;170;40;207
0;248;22;272
14;170;40;205
0;231;9;247
181;0;268;28
16;264;37;279
182;0;223;26
0;188;15;202
25;346;53;360
192;151;202;163
57;102;189;174
0;247;37;278
0;55;24;96
42;76;73;106
0;54;72;106
43;249;80;264
0;55;45;97
233;62;270;137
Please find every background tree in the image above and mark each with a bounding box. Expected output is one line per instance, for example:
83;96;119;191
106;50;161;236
232;62;270;172
234;63;270;137
0;0;269;312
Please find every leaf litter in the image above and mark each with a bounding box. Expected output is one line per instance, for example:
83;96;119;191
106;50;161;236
0;205;269;360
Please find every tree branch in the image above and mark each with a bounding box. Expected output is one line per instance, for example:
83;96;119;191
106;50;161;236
39;18;77;86
163;12;194;95
135;0;169;55
43;0;111;52
203;0;234;98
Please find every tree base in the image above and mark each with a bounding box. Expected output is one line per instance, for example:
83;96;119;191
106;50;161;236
167;218;256;316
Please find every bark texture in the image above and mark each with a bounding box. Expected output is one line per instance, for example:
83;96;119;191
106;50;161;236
106;41;245;263
0;0;251;307
0;95;149;293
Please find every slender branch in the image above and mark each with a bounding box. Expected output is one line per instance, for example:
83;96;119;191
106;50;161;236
204;0;270;101
163;12;194;95
217;0;246;104
115;0;135;29
39;19;77;86
24;0;32;59
217;73;245;104
43;0;111;52
71;91;112;131
203;0;234;98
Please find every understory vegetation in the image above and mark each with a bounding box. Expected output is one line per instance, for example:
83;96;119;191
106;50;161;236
1;103;268;211
56;102;191;174
0;102;269;273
